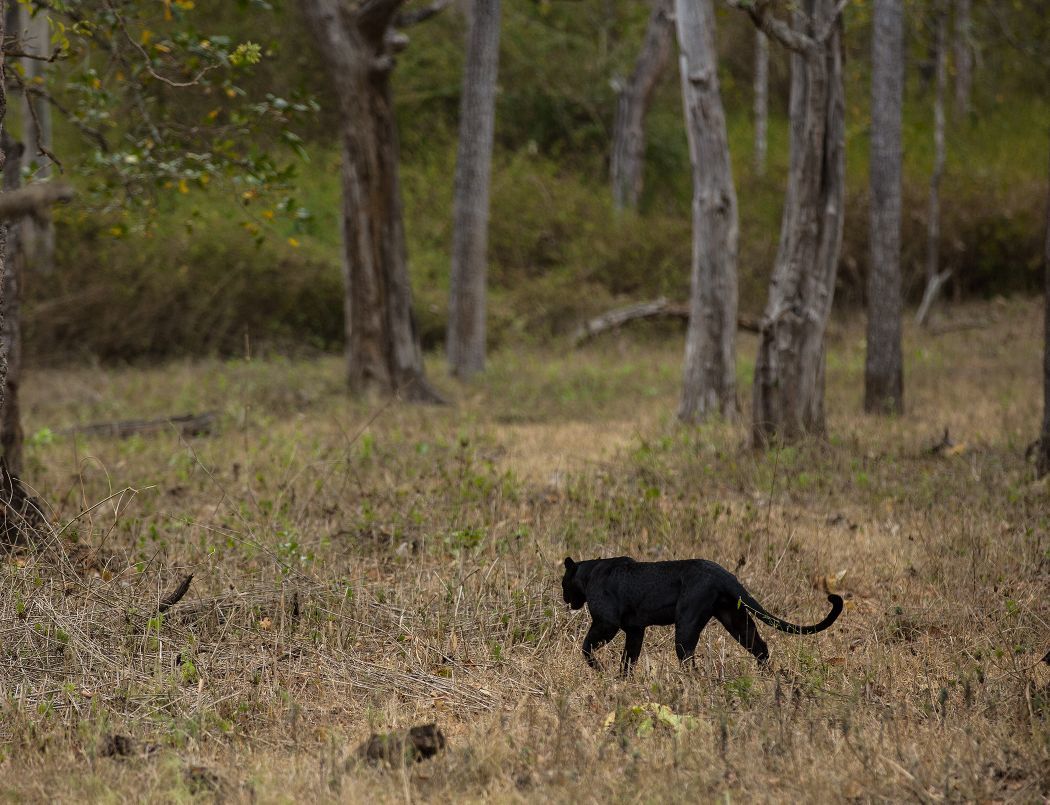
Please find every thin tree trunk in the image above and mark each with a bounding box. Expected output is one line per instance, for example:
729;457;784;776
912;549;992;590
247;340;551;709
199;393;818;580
953;0;971;119
674;0;739;422
1036;136;1050;478
753;29;768;176
0;0;9;419
20;8;54;274
917;0;949;328
864;0;904;415
1;131;23;475
447;0;500;380
610;0;674;211
745;0;846;446
297;0;442;403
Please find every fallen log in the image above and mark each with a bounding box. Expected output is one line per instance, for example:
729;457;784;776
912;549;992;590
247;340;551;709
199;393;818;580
0;182;74;220
572;297;760;346
57;412;217;440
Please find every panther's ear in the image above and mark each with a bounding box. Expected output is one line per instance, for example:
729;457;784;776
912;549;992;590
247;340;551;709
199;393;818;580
563;556;576;571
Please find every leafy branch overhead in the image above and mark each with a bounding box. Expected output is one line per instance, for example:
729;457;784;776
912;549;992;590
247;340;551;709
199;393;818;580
9;0;316;215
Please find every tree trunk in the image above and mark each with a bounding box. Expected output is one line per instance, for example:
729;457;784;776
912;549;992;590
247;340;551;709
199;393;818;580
610;0;674;211
297;0;442;402
917;0;949;328
753;29;768;176
1036;136;1050;478
1;131;23;475
747;0;846;446
952;0;972;119
864;0;904;415
20;7;55;274
447;0;500;380
0;0;9;418
674;0;739;423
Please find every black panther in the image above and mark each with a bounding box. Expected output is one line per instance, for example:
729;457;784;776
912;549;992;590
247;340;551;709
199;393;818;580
562;556;843;674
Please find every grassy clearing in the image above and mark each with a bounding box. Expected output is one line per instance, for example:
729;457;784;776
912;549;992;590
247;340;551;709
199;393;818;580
2;298;1048;802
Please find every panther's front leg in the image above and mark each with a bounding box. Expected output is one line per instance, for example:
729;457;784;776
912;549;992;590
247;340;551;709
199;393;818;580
582;620;619;669
620;627;646;675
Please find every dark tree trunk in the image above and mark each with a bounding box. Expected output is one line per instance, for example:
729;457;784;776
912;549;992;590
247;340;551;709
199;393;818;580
753;29;768;175
864;0;904;415
674;0;739;422
610;0;674;211
742;0;846;446
298;0;442;402
0;0;9;418
447;0;501;380
1037;137;1050;478
1;131;23;475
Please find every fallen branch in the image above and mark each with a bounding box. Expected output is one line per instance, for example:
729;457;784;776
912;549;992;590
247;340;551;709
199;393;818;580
0;182;74;220
57;412;217;440
572;297;760;347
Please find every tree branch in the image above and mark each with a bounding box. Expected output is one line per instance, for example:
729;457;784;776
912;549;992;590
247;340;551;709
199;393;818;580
8;68;63;170
396;0;453;28
724;0;815;54
22;84;110;154
2;47;64;62
0;182;74;220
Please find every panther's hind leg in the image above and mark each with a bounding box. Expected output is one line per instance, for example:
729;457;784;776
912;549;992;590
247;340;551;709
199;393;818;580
715;605;769;666
674;606;713;666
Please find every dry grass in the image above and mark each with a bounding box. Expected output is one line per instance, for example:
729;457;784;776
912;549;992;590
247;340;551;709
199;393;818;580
2;298;1048;803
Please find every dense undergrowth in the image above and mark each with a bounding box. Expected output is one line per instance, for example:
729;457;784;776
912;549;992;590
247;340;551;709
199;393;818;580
20;0;1050;363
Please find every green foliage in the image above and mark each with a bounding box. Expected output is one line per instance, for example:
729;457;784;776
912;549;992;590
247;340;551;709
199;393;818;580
15;0;1050;361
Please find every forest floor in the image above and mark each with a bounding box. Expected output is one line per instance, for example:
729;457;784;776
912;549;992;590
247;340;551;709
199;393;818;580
1;297;1047;802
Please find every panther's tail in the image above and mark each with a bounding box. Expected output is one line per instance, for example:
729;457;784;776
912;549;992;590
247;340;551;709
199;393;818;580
732;583;843;635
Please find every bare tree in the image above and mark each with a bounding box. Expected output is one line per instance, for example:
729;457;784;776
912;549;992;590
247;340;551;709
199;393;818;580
18;7;54;274
610;0;674;211
1036;138;1050;478
447;0;501;380
953;0;972;119
917;0;950;328
728;0;846;445
864;0;904;415
675;0;739;422
297;0;444;402
753;29;769;175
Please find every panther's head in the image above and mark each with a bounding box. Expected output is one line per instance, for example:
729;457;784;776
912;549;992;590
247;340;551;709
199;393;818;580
561;557;587;610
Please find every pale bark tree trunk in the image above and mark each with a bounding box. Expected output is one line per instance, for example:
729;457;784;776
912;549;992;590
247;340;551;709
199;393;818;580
674;0;739;422
610;0;674;211
917;0;949;328
953;0;972;119
737;0;846;446
1036;137;1050;478
20;8;55;275
447;0;500;380
1;131;23;475
297;0;442;402
753;29;768;176
864;0;904;415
